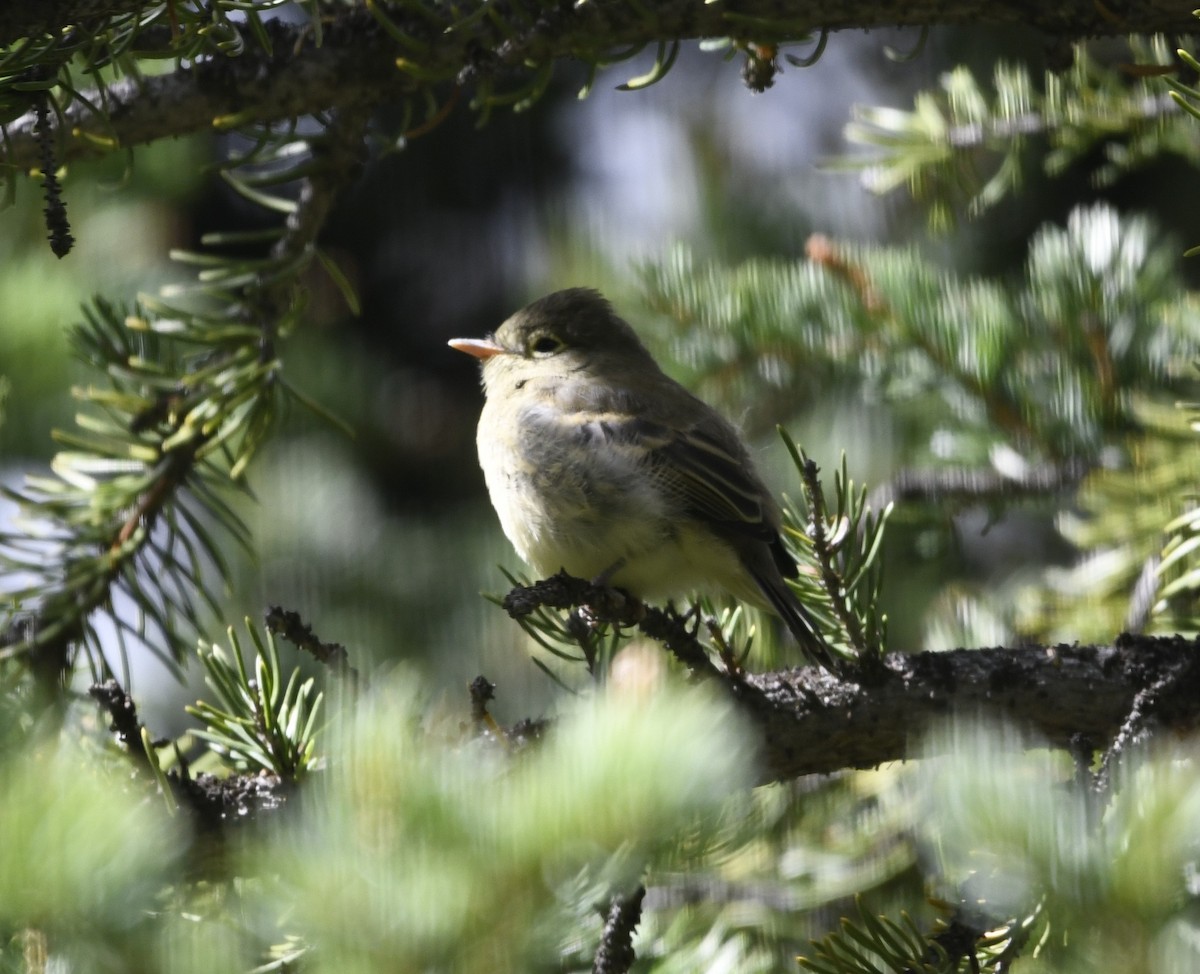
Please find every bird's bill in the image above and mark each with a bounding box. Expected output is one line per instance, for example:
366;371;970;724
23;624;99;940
448;336;506;359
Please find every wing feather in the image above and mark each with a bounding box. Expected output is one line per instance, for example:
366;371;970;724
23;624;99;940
566;412;776;541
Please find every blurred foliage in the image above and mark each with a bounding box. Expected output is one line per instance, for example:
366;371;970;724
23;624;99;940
1017;402;1200;642
0;135;208;457
638;204;1199;461
914;721;1200;974
839;36;1199;231
262;676;758;974
636;202;1200;648
0;714;185;971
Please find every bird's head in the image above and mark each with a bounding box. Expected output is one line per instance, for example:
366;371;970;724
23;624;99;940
449;288;657;389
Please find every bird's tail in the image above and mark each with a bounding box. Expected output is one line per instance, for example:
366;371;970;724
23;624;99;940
748;566;840;671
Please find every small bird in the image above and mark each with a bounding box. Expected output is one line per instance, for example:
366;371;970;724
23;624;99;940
449;288;834;667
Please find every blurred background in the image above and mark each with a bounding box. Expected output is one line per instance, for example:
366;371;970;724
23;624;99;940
2;24;1197;727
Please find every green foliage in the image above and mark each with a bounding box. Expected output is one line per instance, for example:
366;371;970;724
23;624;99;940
188;621;324;779
794;718;1200;974
0;291;274;679
626;769;921;973
800;902;952;974
778;438;891;660
1158;398;1200;627
1;42;365;683
258;675;758;974
839;36;1193;229
917;721;1200;972
1019;403;1200;641
639;204;1199;462
0;729;184;968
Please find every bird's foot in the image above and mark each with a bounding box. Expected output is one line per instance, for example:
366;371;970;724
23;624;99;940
583;574;645;629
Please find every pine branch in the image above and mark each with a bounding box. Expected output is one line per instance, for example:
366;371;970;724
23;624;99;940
0;0;147;45
89;674;290;838
841;38;1197;223
1;12;395;171
739;633;1200;784
3;4;1197;172
502;571;725;679
188;621;325;781
795;451;875;661
0;105;371;679
6;0;1196;55
499;575;1200;784
641;210;1200;462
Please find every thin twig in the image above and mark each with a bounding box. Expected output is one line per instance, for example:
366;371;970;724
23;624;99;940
89;678;156;770
468;674;507;740
1093;648;1197;795
798;458;868;653
501;572;724;679
265;605;357;681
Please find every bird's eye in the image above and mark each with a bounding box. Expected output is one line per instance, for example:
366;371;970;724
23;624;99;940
530;334;562;356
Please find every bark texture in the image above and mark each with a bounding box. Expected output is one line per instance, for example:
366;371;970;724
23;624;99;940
737;634;1200;782
1;2;1194;169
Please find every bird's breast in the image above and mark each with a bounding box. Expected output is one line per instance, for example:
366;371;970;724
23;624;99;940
477;395;675;583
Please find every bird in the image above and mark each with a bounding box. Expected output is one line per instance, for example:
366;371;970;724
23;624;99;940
449;287;834;668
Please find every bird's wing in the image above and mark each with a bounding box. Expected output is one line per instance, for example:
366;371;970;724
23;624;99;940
574;402;768;526
554;377;798;574
650;423;769;529
650;417;804;582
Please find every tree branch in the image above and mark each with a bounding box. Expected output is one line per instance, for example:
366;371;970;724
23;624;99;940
502;577;1200;783
1;13;401;170
93;628;1200;851
90;677;289;840
739;633;1200;783
3;2;1195;171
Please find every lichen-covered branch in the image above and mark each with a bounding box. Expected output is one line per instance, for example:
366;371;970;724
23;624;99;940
2;2;1196;171
592;885;647;974
501;577;1200;784
739;634;1200;783
90;677;289;838
2;13;398;170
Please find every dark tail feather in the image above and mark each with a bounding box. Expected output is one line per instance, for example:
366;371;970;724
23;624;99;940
748;565;839;671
